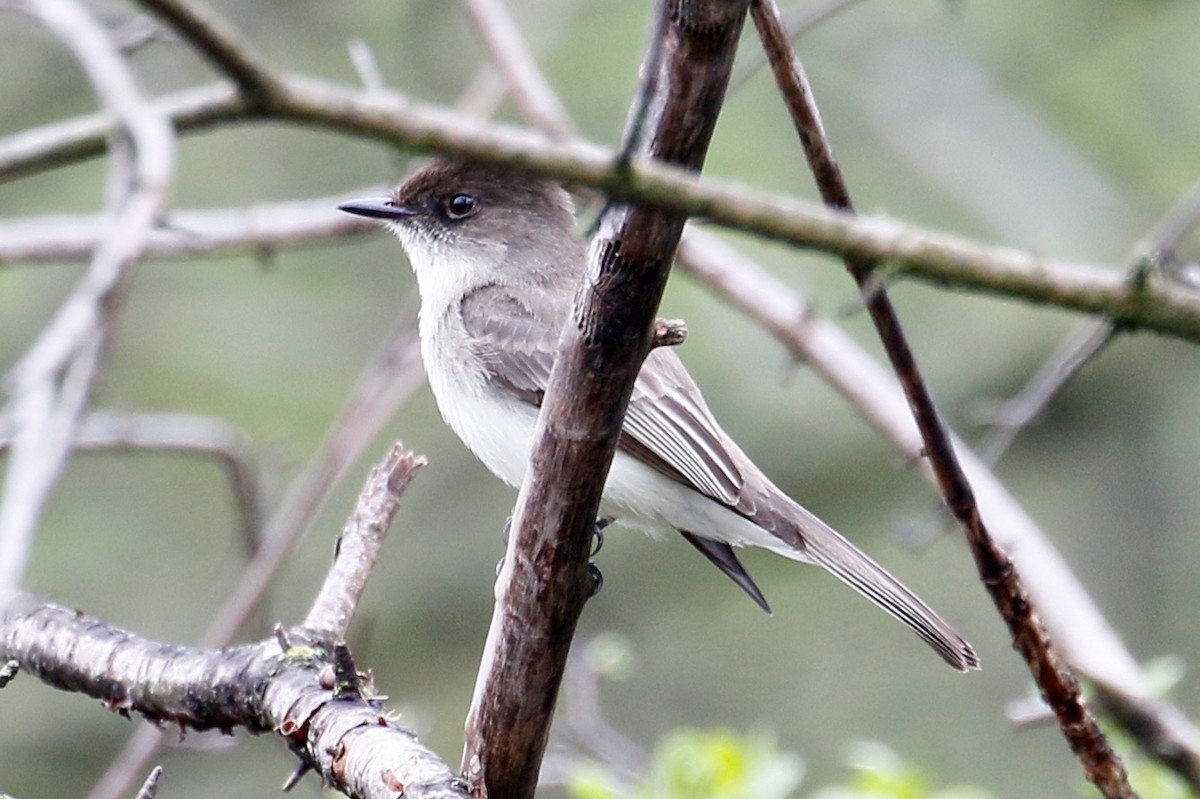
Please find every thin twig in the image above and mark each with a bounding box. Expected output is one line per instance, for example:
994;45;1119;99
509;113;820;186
730;0;868;89
750;1;1135;796
973;321;1116;466
460;0;575;140
132;767;162;799
0;410;267;554
304;446;426;637
346;38;386;94
0;0;174;606
976;173;1200;466
134;0;280;103
85;318;424;799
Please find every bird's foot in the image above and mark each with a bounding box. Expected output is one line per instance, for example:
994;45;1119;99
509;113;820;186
494;516;612;589
585;517;611;597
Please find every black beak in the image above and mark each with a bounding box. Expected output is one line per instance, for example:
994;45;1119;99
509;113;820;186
337;197;417;220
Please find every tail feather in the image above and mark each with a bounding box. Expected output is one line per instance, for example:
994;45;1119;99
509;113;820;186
786;503;980;672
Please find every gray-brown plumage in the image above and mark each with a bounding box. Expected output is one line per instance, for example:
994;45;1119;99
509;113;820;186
339;160;979;671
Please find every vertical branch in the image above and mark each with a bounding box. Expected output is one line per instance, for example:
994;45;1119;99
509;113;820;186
460;2;751;797
749;1;1136;797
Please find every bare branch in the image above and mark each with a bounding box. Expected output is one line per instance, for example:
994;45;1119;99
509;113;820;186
86;319;423;799
134;0;279;103
730;0;868;88
460;0;576;139
305;446;426;637
977;172;1200;467
679;226;1200;787
3;69;1198;341
0;410;267;553
974;320;1117;465
3;607;463;799
346;38;386;94
131;767;161;799
201;317;423;647
0;0;175;605
0;83;237;182
2;444;445;799
462;3;751;797
751;2;1133;794
0;194;376;264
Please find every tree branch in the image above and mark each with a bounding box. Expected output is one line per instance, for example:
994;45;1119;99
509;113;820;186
135;0;280;103
0;0;175;607
0;410;267;555
305;449;426;638
460;3;751;797
84;318;424;799
3;74;1199;342
0;445;448;799
750;1;1135;796
679;226;1200;788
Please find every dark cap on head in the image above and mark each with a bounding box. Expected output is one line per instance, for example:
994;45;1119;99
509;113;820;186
339;160;576;238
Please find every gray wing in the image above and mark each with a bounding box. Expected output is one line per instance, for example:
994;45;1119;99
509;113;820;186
461;287;979;669
460;285;557;407
460;284;768;608
460;285;748;509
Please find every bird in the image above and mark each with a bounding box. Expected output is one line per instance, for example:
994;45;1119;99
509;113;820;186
339;159;979;671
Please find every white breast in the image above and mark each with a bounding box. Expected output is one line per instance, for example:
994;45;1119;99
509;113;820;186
420;312;538;490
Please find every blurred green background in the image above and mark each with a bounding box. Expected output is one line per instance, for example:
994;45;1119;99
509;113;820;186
3;1;1200;797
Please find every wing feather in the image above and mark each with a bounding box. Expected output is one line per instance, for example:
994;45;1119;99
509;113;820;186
461;284;745;508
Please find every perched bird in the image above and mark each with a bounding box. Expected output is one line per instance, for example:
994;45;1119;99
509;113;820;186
339;160;979;671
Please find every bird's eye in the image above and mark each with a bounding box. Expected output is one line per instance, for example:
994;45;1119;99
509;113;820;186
444;193;478;220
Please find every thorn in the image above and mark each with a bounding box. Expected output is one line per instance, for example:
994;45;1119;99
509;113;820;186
332;642;363;701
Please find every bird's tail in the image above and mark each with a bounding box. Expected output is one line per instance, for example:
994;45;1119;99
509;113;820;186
780;500;980;672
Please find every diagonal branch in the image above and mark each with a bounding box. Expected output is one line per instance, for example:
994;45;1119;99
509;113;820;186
0;0;175;607
679;226;1200;788
749;1;1135;796
2;445;453;799
85;318;424;799
135;0;280;103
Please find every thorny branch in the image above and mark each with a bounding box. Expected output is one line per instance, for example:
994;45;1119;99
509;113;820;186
1;446;457;799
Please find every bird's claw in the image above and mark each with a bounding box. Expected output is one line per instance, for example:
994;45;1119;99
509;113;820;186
587;561;604;597
495;516;610;590
592;516;613;556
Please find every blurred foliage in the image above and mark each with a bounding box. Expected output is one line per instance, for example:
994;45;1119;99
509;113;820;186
567;730;1196;799
568;729;804;799
565;734;993;799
